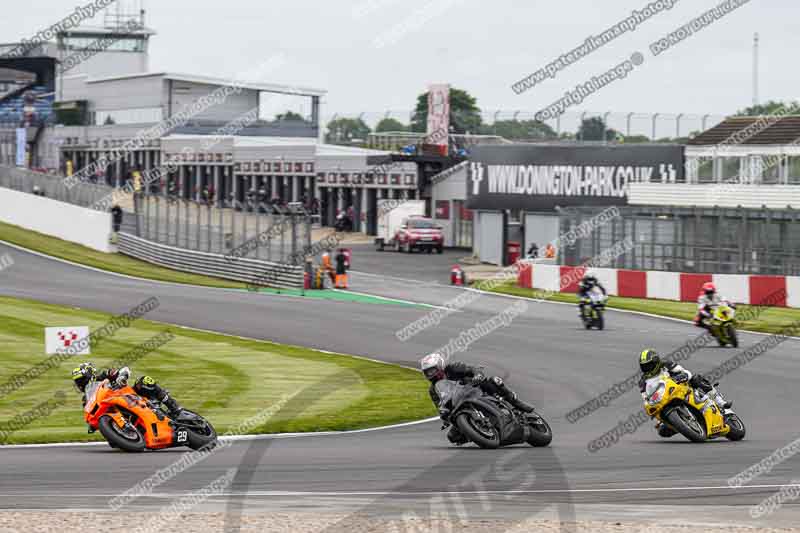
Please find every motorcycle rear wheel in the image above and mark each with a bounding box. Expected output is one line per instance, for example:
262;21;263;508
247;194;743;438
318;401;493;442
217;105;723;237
727;325;739;348
526;415;553;447
665;406;706;443
179;411;218;450
98;415;146;452
455;412;500;449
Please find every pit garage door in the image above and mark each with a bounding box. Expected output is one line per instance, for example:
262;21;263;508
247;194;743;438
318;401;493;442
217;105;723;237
477;211;503;265
524;213;560;257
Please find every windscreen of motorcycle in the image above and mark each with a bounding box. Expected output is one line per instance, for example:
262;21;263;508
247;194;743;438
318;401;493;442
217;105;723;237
644;375;667;404
434;380;459;408
84;380;102;414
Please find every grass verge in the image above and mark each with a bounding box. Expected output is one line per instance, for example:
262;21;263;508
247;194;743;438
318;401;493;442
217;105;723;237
0;296;435;445
0;220;243;289
485;282;800;336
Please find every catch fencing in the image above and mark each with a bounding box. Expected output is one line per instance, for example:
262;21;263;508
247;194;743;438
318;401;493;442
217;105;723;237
0;164;111;208
132;194;313;263
557;205;800;276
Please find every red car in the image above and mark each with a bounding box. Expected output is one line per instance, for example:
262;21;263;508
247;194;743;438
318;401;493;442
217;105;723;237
394;216;444;253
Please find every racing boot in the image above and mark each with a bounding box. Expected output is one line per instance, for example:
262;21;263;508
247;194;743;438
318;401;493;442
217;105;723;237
711;387;733;410
500;385;535;413
447;426;468;445
488;377;536;414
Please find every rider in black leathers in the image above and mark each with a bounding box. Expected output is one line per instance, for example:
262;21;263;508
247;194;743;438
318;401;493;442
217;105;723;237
420;354;534;444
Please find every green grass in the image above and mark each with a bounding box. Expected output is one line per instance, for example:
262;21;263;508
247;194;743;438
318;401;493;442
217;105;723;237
0;220;243;289
0;296;435;445
485;282;800;336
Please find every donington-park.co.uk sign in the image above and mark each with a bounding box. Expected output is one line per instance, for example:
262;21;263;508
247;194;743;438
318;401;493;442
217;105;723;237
466;144;685;211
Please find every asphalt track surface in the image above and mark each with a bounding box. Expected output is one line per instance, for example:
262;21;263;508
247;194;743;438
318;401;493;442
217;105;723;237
1;241;799;528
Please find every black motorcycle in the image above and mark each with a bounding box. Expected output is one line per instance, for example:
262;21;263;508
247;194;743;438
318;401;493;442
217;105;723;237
580;290;607;330
435;380;552;449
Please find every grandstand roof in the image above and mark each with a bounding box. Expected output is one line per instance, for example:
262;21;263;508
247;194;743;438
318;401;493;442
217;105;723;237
162;134;389;155
689;115;800;146
84;71;327;97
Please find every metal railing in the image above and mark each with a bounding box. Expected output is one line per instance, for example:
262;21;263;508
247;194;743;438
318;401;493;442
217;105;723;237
117;232;304;289
133;195;313;263
0;164;112;208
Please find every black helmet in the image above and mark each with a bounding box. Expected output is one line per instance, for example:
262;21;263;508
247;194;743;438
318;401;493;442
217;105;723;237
71;362;97;393
639;349;662;378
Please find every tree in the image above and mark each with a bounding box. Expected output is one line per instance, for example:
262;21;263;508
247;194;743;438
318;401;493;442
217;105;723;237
736;100;800;116
325;117;371;144
409;88;482;135
577;117;619;141
375;117;407;133
275;111;305;121
621;135;650;143
482;119;557;140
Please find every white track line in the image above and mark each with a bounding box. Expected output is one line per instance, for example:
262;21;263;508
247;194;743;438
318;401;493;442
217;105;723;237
2;482;799;499
0;417;439;450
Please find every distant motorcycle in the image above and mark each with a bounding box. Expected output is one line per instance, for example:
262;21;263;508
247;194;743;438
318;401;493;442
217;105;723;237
708;302;738;347
580;290;607;330
334;212;353;232
435;380;552;449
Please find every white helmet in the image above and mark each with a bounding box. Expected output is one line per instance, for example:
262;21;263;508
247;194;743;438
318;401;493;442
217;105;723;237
420;353;445;381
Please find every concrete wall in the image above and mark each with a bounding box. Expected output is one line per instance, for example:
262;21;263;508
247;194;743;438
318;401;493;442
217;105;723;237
629;183;800;209
519;261;798;308
0;187;113;252
170;81;258;122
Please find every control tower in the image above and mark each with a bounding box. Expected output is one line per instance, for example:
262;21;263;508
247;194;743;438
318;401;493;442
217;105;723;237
56;0;155;81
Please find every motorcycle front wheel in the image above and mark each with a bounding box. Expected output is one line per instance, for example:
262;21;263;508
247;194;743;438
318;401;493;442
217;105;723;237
455;411;500;449
98;415;146;452
725;414;746;441
665;406;706;443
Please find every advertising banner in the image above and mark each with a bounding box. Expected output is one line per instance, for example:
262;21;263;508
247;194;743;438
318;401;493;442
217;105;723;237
45;326;91;355
426;84;450;156
467;144;684;210
15;128;26;167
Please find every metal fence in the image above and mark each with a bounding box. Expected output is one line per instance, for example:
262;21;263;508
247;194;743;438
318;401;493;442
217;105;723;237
133;194;313;264
0;164;113;208
559;205;800;276
327;110;726;144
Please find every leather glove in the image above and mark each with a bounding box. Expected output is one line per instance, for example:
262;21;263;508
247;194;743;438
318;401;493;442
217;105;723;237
106;368;119;383
674;372;689;384
471;373;486;386
116;367;130;385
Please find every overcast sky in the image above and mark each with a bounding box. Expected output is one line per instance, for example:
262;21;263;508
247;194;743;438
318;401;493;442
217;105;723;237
2;0;797;132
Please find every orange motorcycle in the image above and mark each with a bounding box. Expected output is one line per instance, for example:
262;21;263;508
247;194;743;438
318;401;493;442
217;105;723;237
84;376;217;452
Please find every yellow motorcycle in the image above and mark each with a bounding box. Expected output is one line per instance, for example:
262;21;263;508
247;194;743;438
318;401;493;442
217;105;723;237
642;372;745;443
708;303;738;348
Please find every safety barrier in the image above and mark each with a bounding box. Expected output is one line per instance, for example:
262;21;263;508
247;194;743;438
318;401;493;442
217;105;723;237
117;232;304;289
518;261;800;309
